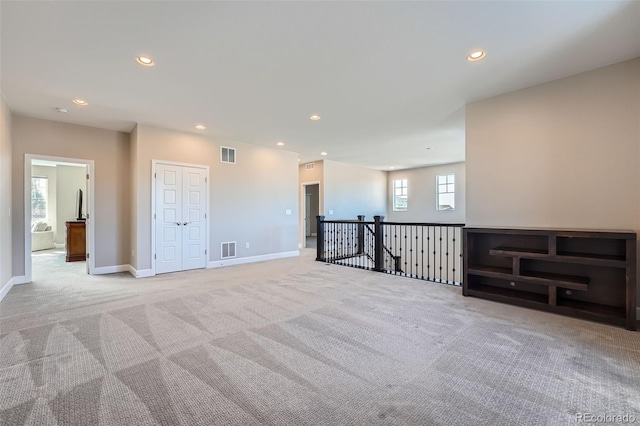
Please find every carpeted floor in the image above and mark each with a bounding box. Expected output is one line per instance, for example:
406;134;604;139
1;248;639;425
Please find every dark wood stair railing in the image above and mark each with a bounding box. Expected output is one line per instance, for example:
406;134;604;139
317;215;464;285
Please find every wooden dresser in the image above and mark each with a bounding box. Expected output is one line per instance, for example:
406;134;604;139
65;221;86;262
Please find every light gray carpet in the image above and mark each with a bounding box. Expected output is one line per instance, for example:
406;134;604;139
1;249;639;425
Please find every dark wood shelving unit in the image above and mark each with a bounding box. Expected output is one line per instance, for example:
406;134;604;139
463;227;636;330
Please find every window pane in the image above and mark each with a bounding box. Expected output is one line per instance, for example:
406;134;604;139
438;175;447;184
448;174;455;184
438;193;455;210
31;177;48;220
447;183;455;193
438;184;447;194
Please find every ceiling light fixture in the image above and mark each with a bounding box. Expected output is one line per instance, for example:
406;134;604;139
136;56;154;66
309;114;321;121
72;99;88;106
195;124;206;130
467;49;486;62
276;141;285;146
320;152;327;156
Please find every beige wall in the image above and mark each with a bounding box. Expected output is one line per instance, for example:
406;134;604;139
12;116;131;274
0;94;12;287
466;57;640;306
386;162;466;223
323;159;387;221
466;58;639;230
31;165;57;239
56;165;87;244
133;124;299;271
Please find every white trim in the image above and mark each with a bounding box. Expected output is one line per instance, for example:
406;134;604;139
1;275;31;301
54;243;65;249
127;265;154;278
151;160;210;277
92;264;130;275
0;279;13;301
11;275;29;285
24;154;95;281
207;251;299;269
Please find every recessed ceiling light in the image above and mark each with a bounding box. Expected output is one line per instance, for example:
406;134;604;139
195;124;206;130
72;99;88;106
276;141;285;146
310;115;321;121
320;152;327;156
56;108;68;113
467;50;486;62
136;56;154;66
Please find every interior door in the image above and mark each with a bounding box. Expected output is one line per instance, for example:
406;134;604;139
156;164;183;274
181;167;207;271
305;193;311;236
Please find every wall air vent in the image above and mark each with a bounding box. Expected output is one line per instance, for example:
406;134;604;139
221;241;236;259
305;162;315;170
221;147;236;164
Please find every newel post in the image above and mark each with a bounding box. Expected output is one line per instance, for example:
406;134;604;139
374;215;384;272
316;215;326;261
357;215;365;255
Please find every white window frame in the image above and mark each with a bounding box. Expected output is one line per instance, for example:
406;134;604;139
393;179;408;211
436;173;455;211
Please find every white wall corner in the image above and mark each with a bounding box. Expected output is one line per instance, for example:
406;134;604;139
208;250;299;269
129;266;154;278
92;265;131;275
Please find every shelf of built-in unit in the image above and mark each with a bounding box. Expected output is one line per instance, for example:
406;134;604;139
488;246;627;268
463;227;637;331
467;266;589;291
465;284;627;327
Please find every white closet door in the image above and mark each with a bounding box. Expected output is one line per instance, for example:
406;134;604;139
181;167;207;271
156;164;183;274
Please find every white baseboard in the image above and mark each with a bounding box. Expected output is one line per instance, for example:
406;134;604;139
54;243;65;248
128;266;154;278
0;278;13;302
0;275;29;302
92;264;130;275
11;275;29;285
208;250;299;269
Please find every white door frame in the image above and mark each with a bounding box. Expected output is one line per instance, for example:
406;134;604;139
24;154;95;282
151;159;209;276
300;181;321;249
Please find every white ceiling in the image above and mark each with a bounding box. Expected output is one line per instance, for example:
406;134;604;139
2;1;639;170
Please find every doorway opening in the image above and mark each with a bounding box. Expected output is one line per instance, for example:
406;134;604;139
24;154;94;283
302;183;320;249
